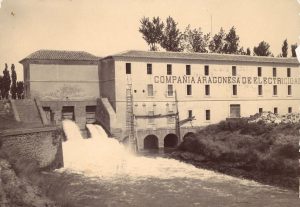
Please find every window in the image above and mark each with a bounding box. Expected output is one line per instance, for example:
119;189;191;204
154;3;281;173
147;84;154;96
232;66;236;76
258;85;263;95
167;64;172;75
62;106;75;121
205;110;210;121
287;68;291;77
232;85;237;96
188;110;193;118
259;108;263;114
167;84;173;96
126;63;131;74
204;65;209;76
148;111;155;124
288;107;292;113
147;63;152;74
187;85;192;95
273;67;276;77
205;85;210;96
273;85;277;96
288;85;292;95
257;67;262;77
186;65;191;75
274;107;278;114
86;105;96;124
230;104;240;118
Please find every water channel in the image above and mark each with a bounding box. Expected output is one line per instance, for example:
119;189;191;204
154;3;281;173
54;120;298;207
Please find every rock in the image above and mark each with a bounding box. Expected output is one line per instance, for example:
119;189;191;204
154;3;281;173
0;158;58;207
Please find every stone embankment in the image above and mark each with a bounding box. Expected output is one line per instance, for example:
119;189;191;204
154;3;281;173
0;158;57;207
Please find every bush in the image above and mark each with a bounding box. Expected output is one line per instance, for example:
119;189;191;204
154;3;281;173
178;120;299;179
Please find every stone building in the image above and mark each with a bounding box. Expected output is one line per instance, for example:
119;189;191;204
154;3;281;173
21;49;300;150
20;50;100;129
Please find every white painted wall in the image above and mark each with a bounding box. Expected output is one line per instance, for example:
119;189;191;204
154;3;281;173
29;64;100;100
113;59;300;130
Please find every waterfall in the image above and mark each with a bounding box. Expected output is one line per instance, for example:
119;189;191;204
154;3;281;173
60;120;261;186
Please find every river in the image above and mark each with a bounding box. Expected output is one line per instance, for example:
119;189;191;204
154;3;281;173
53;120;298;207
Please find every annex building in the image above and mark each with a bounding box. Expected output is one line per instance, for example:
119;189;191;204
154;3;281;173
20;50;300;150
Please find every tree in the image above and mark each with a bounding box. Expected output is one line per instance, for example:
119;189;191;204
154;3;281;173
2;63;11;99
182;25;210;53
16;81;24;99
291;43;297;57
223;26;240;54
246;48;251;55
209;27;226;53
139;16;164;51
253;41;272;56
237;47;246;55
160;16;183;52
281;39;288;57
10;64;17;99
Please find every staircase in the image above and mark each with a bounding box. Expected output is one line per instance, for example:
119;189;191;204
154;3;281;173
13;99;43;126
125;84;137;152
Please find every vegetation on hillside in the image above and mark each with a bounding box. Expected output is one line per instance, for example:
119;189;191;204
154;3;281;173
175;119;299;190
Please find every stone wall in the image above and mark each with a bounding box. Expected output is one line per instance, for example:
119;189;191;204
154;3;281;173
0;127;63;170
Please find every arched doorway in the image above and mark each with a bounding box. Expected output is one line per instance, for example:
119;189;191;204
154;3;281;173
144;135;159;149
164;134;178;148
183;132;196;140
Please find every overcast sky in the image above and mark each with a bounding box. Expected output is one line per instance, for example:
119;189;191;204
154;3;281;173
0;0;299;79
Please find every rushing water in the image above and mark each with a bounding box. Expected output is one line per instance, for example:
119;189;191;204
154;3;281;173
57;120;298;207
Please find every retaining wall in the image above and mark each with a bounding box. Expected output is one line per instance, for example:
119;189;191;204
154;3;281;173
0;127;63;170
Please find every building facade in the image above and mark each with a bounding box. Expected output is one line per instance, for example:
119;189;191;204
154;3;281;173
21;50;300;150
20;50;100;129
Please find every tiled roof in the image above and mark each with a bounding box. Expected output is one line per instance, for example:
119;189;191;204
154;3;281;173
106;50;299;65
20;49;100;62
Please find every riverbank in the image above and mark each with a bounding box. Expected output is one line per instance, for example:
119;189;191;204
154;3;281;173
171;119;299;191
0;156;58;207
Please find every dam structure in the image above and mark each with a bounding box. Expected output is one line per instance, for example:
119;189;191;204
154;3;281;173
20;49;300;150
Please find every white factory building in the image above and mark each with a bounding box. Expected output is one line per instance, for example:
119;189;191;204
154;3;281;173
21;50;300;150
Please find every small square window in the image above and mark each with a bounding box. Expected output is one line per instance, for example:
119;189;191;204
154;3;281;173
258;85;263;95
232;85;237;96
205;85;210;96
204;65;209;76
273;85;277;96
258;67;262;77
287;68;291;77
147;64;152;74
126;63;131;74
187;85;192;95
205;110;210;121
186;65;191;75
288;85;292;95
147;84;154;96
232;66;236;76
188;110;193;118
167;84;173;96
167;64;172;75
274;107;278;114
273;68;276;77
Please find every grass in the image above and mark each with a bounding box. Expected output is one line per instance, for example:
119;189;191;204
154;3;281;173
177;119;299;190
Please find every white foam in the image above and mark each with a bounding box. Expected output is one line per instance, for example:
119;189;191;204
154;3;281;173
60;120;264;187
